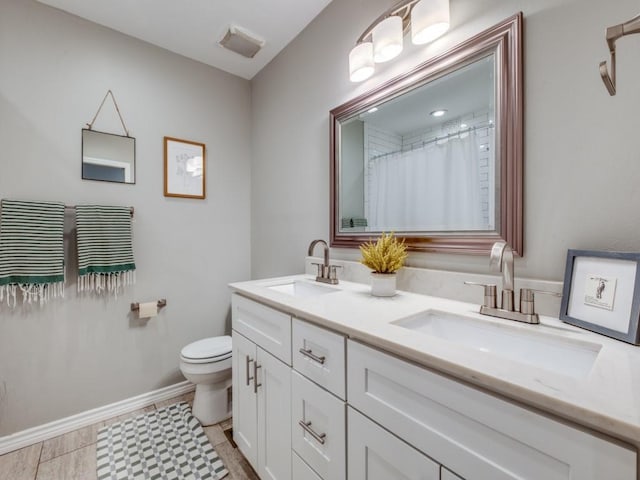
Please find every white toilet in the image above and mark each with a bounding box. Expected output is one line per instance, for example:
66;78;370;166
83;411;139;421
179;335;232;426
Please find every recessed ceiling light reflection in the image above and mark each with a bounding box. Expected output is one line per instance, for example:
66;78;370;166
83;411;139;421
368;107;379;113
430;109;447;117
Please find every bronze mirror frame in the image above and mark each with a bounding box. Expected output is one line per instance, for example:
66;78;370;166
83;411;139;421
330;13;523;255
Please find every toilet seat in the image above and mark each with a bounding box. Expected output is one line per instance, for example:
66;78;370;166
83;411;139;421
180;336;232;364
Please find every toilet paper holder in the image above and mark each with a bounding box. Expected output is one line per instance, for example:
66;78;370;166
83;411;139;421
130;299;167;312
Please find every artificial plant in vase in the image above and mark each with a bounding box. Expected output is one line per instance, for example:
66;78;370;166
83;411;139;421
360;232;408;296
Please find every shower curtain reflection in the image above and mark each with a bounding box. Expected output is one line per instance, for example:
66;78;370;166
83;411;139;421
367;132;484;232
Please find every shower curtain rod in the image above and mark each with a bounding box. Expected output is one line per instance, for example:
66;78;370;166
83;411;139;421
370;123;495;161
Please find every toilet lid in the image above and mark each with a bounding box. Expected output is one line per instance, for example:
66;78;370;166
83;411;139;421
181;336;232;361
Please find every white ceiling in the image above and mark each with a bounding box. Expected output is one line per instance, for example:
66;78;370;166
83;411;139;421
36;0;333;80
360;56;495;135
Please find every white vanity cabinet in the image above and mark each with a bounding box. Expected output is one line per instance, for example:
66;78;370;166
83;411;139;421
348;406;440;480
348;340;637;480
291;318;347;480
230;292;638;480
232;295;292;480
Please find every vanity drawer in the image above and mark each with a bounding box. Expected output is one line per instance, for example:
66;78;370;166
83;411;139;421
347;340;636;480
292;452;322;480
292;371;346;480
441;468;464;480
348;406;439;480
232;293;291;365
292;318;346;399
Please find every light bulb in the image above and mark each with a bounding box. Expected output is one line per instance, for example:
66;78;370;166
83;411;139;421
372;16;403;63
349;42;375;82
411;0;450;45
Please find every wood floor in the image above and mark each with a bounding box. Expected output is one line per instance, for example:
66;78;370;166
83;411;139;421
0;392;259;480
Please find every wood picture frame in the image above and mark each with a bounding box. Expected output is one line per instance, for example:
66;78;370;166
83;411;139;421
163;136;206;199
560;249;640;345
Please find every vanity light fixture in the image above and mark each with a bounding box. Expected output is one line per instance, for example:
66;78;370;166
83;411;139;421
430;109;447;117
348;0;450;82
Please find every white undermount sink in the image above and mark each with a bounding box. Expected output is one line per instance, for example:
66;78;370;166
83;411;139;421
267;280;338;298
392;310;602;378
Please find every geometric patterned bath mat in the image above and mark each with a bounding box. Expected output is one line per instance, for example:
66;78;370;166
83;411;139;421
96;402;228;480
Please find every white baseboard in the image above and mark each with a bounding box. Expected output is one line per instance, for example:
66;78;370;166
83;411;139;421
0;380;195;456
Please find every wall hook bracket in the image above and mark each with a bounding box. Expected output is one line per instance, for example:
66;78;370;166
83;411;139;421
600;13;640;96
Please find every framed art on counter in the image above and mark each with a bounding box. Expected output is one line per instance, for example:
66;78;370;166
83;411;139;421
560;249;640;345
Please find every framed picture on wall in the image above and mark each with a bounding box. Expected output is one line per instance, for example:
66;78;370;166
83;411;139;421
560;249;640;345
163;136;206;199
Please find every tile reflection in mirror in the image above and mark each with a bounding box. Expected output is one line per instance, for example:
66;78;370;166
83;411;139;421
339;55;495;234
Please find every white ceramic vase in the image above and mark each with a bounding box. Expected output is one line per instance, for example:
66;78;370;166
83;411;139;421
370;272;397;297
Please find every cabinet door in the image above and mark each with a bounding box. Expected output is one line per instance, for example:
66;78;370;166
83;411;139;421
232;331;258;470
348;407;439;480
257;347;292;480
348;340;637;480
291;371;346;480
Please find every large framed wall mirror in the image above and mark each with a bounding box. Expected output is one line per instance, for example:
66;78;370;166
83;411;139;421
82;129;136;184
331;13;522;255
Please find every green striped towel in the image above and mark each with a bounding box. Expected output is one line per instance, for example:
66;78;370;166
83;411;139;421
0;199;66;306
76;205;135;293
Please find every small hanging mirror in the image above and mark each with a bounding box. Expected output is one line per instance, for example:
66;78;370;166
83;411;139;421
82;90;136;184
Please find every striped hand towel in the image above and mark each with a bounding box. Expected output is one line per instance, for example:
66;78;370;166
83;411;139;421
76;205;135;293
0;199;65;306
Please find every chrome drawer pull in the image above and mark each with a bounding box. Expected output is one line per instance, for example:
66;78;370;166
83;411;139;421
245;356;254;386
254;362;262;393
299;347;326;365
298;420;326;445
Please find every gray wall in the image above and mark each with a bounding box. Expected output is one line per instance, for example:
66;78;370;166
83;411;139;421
0;0;251;435
251;0;640;281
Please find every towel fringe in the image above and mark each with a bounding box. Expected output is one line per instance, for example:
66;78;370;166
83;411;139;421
78;270;135;297
0;282;64;307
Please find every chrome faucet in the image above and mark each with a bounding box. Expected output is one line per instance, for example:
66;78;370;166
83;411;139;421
307;239;340;285
466;241;560;324
490;241;515;311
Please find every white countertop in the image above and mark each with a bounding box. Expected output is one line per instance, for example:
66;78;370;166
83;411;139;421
229;274;640;445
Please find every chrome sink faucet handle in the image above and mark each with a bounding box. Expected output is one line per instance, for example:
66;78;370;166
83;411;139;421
464;282;497;309
519;288;562;316
489;241;514;311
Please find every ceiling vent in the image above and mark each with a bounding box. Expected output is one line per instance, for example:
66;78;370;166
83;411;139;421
219;26;265;59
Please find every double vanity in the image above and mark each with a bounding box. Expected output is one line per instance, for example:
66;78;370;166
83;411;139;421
229;275;640;480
